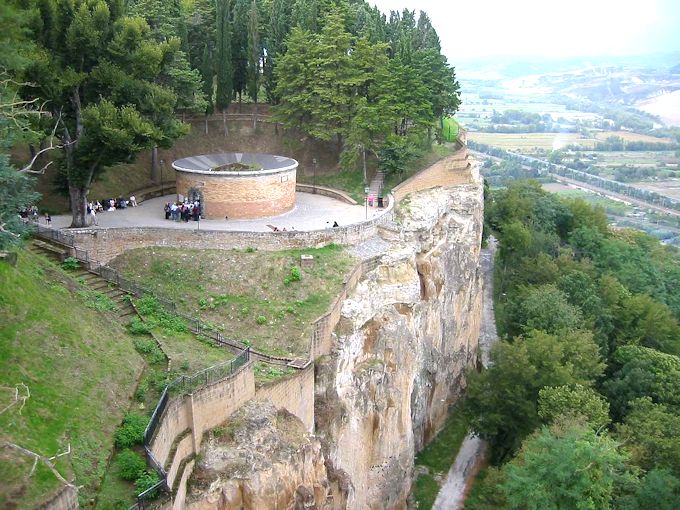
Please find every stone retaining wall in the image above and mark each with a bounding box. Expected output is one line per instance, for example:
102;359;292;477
254;364;316;432
67;197;394;265
392;146;471;201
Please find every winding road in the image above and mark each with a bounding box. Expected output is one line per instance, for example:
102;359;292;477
432;237;498;510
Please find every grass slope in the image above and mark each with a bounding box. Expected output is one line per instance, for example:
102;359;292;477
0;250;145;508
109;245;355;357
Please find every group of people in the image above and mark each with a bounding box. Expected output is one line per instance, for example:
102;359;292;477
18;206;52;225
84;195;138;226
164;200;202;222
93;195;137;213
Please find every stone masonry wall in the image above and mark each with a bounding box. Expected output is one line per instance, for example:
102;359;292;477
254;364;316;432
392;146;471;202
67;197;394;265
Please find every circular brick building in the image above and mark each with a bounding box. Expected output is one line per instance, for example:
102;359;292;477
172;153;298;219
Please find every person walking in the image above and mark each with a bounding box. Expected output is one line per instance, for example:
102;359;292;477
44;213;51;226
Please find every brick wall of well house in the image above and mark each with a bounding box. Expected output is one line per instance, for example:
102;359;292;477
175;167;297;220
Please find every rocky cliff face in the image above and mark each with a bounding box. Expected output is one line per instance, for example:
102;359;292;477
184;170;484;510
315;176;484;509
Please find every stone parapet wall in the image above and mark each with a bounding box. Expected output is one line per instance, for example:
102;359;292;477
166;434;195;491
392;146;471;202
150;396;192;472
295;183;358;205
254;364;316;432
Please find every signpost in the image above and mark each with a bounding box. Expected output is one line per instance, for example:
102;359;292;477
364;186;370;219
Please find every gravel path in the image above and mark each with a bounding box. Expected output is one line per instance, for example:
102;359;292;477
433;237;498;510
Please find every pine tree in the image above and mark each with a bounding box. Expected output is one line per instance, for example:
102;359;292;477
231;0;250;106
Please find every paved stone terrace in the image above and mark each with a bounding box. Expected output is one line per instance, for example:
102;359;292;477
50;192;387;232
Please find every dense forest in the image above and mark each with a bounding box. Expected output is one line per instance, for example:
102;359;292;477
0;0;459;231
465;180;680;509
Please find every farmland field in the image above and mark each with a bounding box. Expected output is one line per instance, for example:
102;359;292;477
468;131;677;153
543;185;634;215
467;132;586;150
632;180;680;200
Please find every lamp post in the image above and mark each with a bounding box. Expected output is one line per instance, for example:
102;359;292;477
160;159;165;196
364;186;370;220
312;158;317;194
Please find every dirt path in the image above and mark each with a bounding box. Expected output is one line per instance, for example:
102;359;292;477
432;237;497;510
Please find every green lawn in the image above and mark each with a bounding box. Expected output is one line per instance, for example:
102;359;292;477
0;249;145;508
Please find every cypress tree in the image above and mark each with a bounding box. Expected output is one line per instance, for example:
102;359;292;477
216;0;233;135
247;0;261;128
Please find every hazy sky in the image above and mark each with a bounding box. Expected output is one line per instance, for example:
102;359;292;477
370;0;680;61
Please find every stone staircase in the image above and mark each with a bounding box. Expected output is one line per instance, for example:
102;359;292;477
28;238;70;262
28;239;137;321
71;267;137;320
368;170;385;197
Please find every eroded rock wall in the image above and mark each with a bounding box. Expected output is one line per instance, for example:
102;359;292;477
186;401;332;510
315;177;484;509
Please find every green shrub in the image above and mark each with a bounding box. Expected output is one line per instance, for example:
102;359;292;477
135;378;149;402
117;449;147;481
135;470;161;495
114;414;149;449
132;337;165;365
255;315;267;325
290;265;301;281
128;316;152;336
180;360;190;371
62;257;80;270
78;290;118;312
245;247;256;253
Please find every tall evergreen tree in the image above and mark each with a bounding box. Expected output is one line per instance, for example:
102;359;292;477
215;0;233;135
232;0;250;105
264;0;292;104
22;0;187;227
247;0;262;127
291;0;319;32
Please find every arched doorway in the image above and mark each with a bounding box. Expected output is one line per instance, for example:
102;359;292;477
187;187;205;218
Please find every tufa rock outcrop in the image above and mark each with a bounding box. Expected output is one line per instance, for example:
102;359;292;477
187;400;331;509
315;177;483;509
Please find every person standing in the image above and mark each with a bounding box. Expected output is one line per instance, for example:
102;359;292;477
90;207;98;226
129;195;137;207
44;213;51;226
